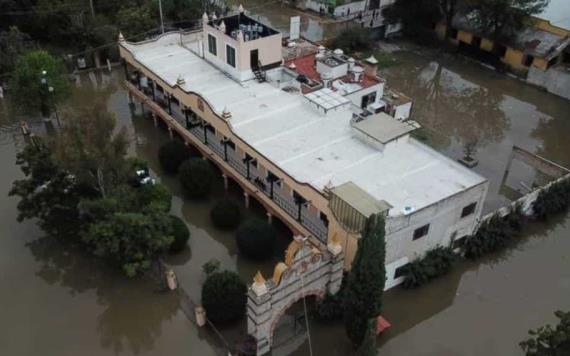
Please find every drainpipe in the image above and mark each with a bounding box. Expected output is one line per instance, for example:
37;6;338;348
135;71;141;90
246;159;251;180
270;180;274;199
223;140;228;161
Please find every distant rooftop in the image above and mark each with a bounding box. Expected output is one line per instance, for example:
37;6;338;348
208;14;278;41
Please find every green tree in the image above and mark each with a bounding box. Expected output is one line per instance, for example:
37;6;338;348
116;4;157;39
82;210;174;277
385;0;442;38
356;319;378;356
520;310;570;355
9;137;82;240
201;270;247;323
466;0;549;40
0;26;32;74
178;158;214;199
10;50;71;114
52;98;129;197
235;218;277;261
343;214;386;347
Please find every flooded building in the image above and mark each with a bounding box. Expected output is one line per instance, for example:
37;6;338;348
118;10;488;292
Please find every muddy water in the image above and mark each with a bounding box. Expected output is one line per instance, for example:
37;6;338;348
381;50;570;213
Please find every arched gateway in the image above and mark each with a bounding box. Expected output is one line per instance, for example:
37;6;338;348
247;236;344;355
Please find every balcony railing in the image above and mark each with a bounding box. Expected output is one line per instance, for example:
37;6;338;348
133;78;329;242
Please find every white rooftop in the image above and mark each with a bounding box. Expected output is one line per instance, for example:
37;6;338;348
122;33;486;216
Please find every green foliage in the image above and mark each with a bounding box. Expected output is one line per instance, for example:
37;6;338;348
316;292;345;322
116;4;157;39
178;158;215;199
343;214;386;347
169;215;190;253
462;207;524;259
82;210;174;277
158;140;192;174
0;26;32;74
10;50;71;113
401;246;458;288
210;198;242;230
385;0;442;38
466;0;549;40
235;218;277;261
201;270;247;324
356;319;378;356
202;258;221;276
9;137;82;240
520;310;570;356
532;179;570;220
330;28;373;54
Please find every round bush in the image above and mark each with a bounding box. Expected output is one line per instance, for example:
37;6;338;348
178;158;214;198
201;270;247;323
235;218;277;260
210;198;241;230
169;215;190;253
158;140;191;174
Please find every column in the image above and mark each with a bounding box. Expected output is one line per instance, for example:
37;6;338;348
222;174;229;191
166;93;172;115
168;127;174;140
244;192;250;209
152;113;158;127
266;212;273;224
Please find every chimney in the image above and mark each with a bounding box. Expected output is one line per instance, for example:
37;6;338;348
364;55;379;78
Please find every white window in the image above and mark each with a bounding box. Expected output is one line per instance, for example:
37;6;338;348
207;34;217;56
226;45;236;67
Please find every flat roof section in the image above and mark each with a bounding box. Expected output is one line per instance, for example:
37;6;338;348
304;88;351;112
353;112;419;144
121;33;486;215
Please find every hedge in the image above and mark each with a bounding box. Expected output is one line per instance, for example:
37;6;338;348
401;246;457;289
169;215;190;253
235;218;277;261
210;198;242;230
158;140;191;175
178;158;215;198
201;270;247;323
532;179;570;220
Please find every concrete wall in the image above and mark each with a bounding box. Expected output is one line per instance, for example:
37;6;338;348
333;1;366;18
345;82;384;108
527;65;570;100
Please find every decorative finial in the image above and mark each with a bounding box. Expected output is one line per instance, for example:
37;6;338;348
176;75;186;86
211;12;217;20
288;62;297;70
118;32;125;43
327;233;342;256
202;12;209;25
237;30;244;42
239;4;244;13
222;107;232;120
219;20;226;34
252;270;268;297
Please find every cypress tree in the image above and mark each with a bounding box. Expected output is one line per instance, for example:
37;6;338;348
343;213;386;346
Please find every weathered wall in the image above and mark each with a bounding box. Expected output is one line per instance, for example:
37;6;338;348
527;65;570;100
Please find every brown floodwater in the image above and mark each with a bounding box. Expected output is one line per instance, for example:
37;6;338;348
1;31;569;356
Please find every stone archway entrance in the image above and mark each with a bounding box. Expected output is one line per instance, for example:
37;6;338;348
247;236;344;355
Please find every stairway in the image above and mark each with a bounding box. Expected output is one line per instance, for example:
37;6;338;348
253;61;266;83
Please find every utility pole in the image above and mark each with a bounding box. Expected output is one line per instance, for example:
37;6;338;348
158;0;165;34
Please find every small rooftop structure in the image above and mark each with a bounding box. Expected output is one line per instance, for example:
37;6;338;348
353;112;418;144
304;88;351;113
208;14;278;41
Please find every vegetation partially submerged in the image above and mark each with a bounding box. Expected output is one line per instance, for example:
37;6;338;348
401;246;458;288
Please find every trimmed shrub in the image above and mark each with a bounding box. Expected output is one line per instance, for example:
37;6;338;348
169;215;190;253
462;207;524;259
533;179;570;220
401;246;458;289
210;198;241;230
235;218;277;261
158;140;191;174
316;292;344;322
201;270;247;323
178;158;214;198
329;28;373;54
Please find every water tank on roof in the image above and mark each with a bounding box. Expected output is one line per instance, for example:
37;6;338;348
333;48;343;56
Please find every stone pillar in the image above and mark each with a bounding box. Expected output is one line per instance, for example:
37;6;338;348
266;212;273;224
195;306;206;327
327;233;344;295
165;268;178;290
247;271;272;356
244;192;250;209
222;174;229;191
